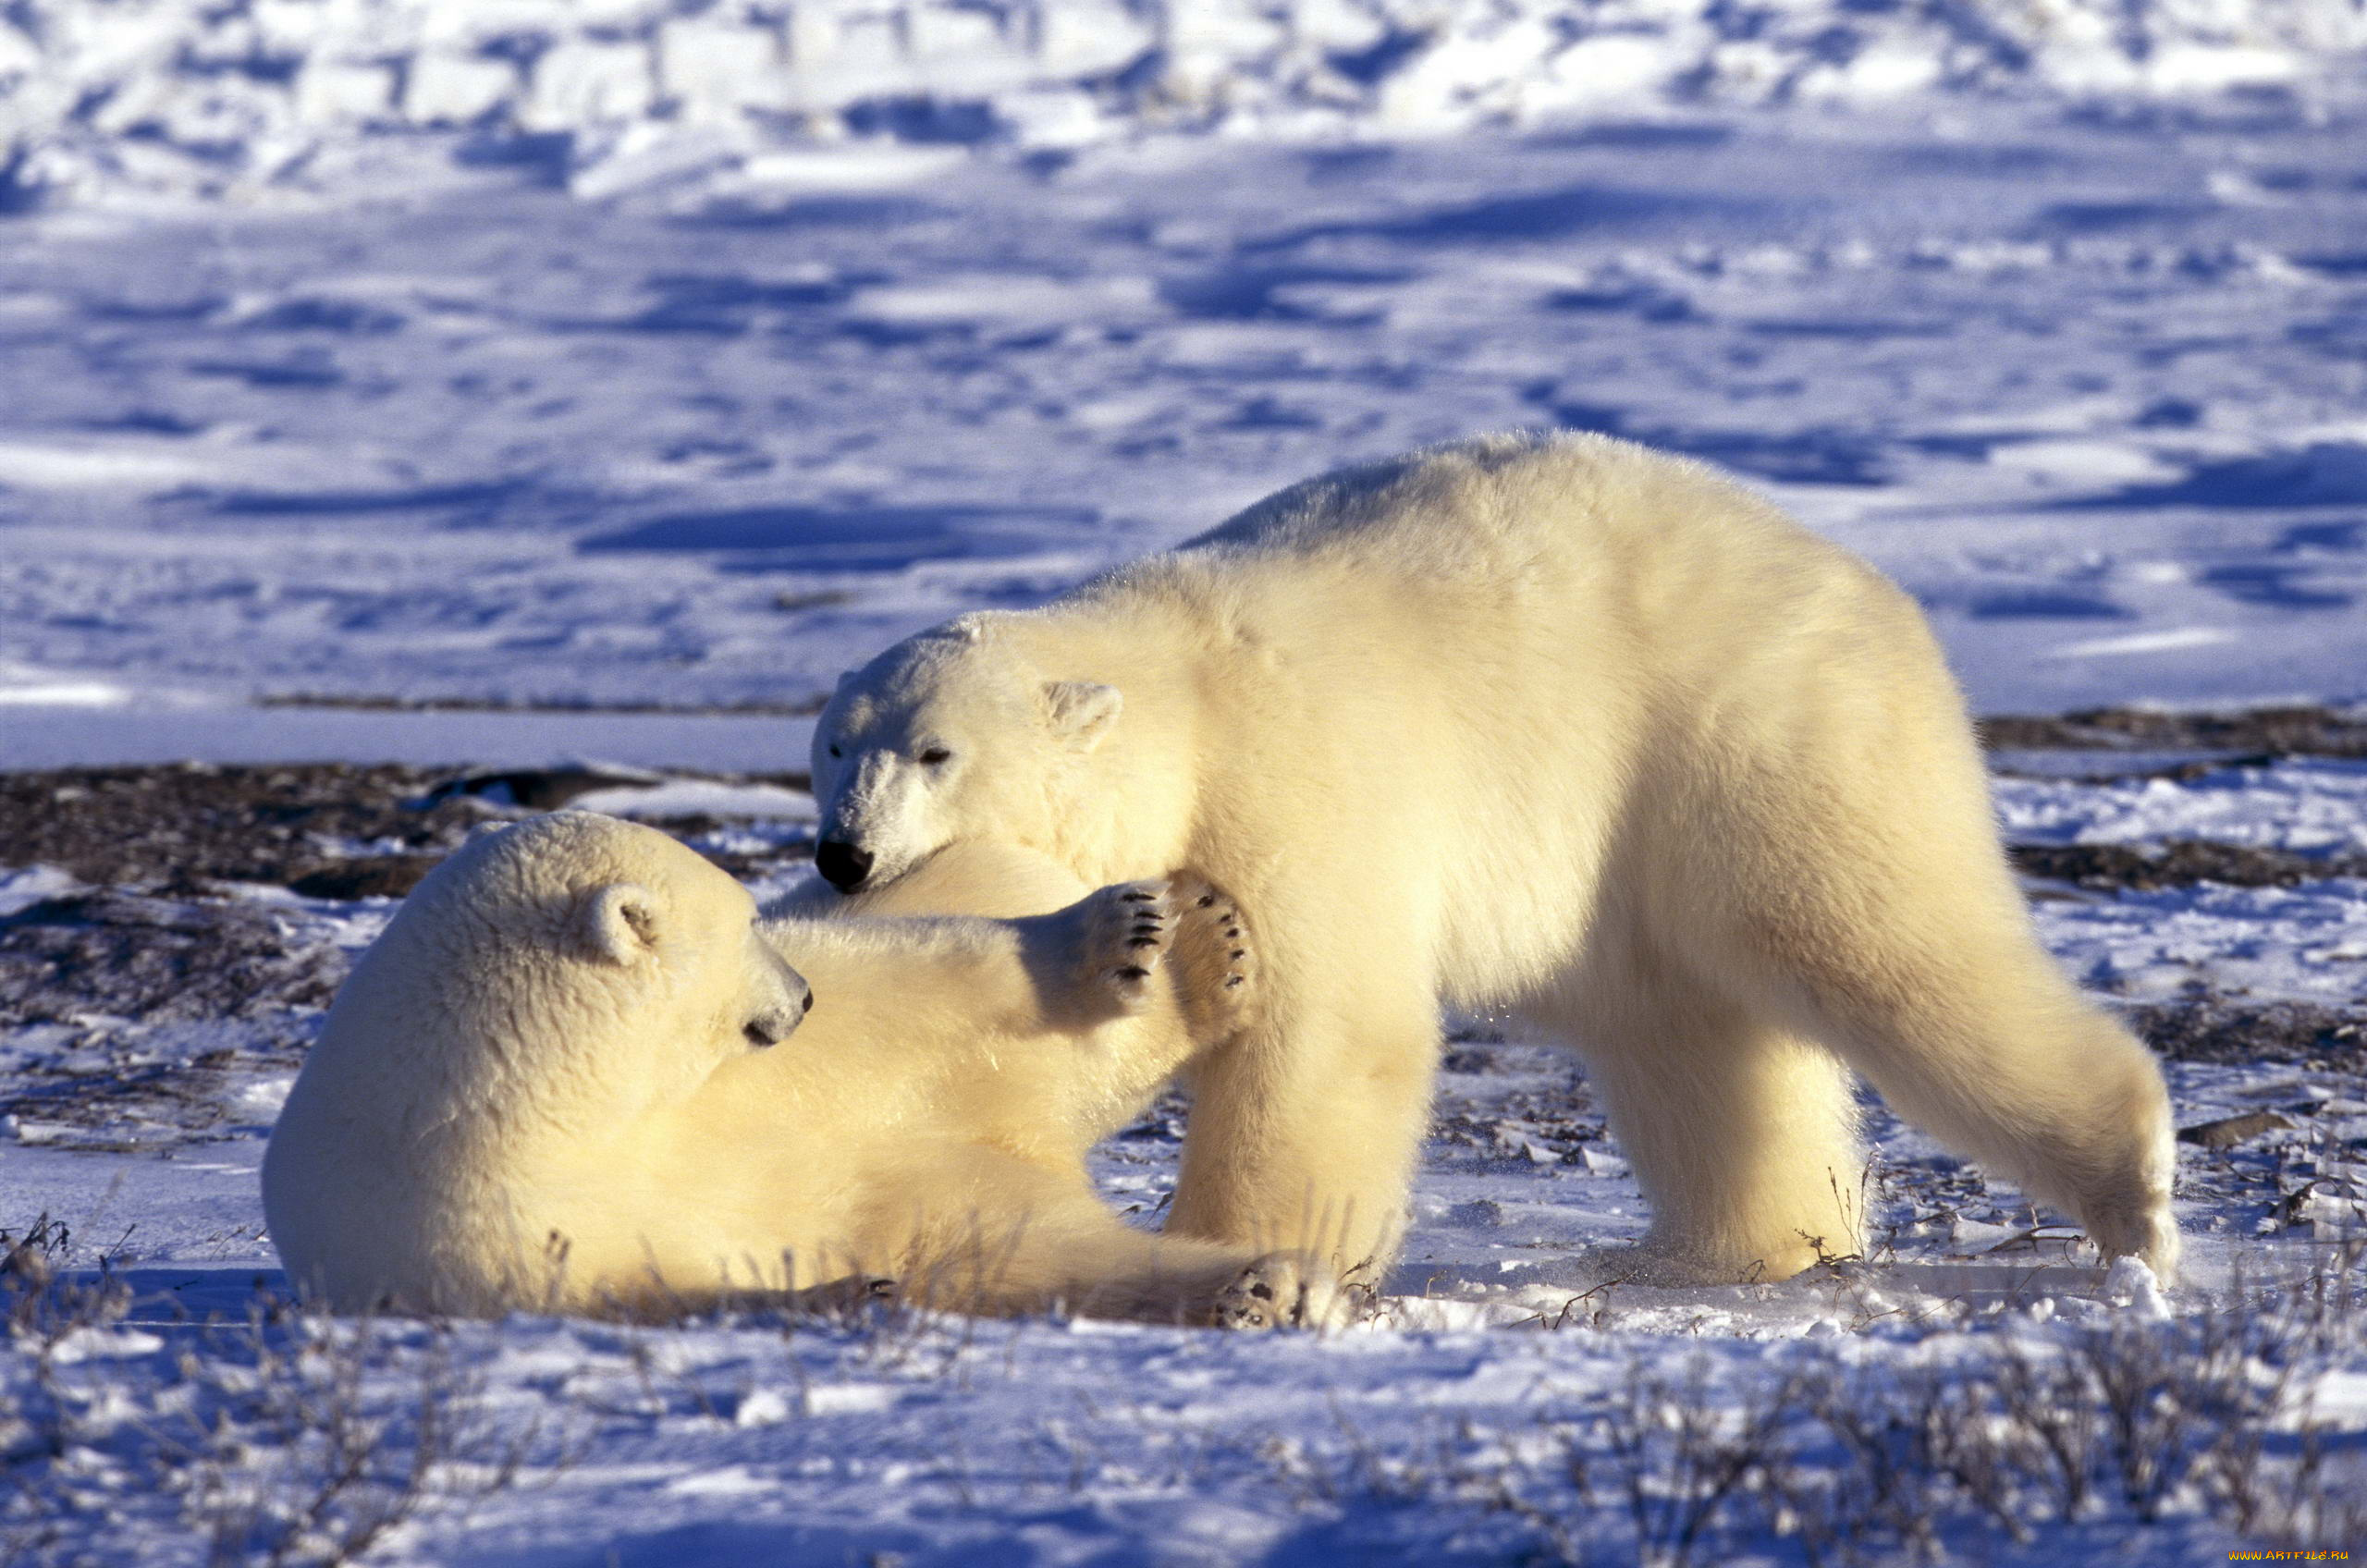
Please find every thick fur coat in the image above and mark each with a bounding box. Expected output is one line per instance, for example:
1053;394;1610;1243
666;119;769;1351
808;432;2181;1286
263;812;1342;1325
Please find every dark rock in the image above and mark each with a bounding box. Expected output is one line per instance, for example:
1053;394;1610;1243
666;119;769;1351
2010;839;2367;892
2127;999;2363;1065
2177;1110;2295;1149
0;762;481;892
285;856;440;900
0;892;345;1026
421;765;661;812
1981;704;2367;758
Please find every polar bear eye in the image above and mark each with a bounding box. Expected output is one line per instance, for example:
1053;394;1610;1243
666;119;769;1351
827;743;841;759
918;746;952;766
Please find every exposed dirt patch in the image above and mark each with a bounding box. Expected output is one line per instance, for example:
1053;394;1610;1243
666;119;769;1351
0;762;824;1145
258;692;829;717
0;893;345;1029
2122;998;2365;1066
1429;1038;1604;1165
0;763;482;895
2177;1109;2295;1149
1981;704;2367;758
0;761;815;899
2009;839;2367;891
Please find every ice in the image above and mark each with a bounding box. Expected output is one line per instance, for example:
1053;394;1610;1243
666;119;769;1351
566;778;816;820
402;49;520;126
0;0;2358;209
0;865;79;917
0;666;132;707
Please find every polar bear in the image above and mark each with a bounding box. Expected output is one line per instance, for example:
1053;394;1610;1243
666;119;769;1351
263;811;1343;1326
807;431;2181;1287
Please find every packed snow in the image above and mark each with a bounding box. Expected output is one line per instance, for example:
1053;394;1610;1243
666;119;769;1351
6;3;2367;1562
9;86;2367;723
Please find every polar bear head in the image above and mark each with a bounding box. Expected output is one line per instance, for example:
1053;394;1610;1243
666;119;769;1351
810;616;1120;892
264;812;814;1311
312;811;811;1121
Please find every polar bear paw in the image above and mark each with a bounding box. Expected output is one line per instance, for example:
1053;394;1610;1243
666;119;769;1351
1082;879;1175;1012
1213;1252;1363;1331
1169;876;1257;1040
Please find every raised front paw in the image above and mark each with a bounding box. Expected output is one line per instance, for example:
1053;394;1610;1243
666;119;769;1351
1213;1252;1363;1331
1169;876;1257;1040
1081;878;1175;1012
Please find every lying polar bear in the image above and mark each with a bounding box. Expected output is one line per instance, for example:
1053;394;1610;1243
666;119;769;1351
263;811;1343;1326
808;431;2181;1287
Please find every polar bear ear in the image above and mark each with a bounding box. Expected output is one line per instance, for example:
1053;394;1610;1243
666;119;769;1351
1044;680;1122;750
579;884;661;966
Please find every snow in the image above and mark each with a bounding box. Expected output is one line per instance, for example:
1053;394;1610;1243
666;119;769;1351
1;1;2365;202
1998;759;2367;857
8;93;2367;720
2037;879;2367;1005
5;6;2367;1563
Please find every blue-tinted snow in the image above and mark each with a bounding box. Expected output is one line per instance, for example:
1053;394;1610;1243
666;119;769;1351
6;102;2367;729
5;8;2367;1564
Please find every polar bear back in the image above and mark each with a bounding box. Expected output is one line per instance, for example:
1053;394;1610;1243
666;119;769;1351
1015;432;1985;998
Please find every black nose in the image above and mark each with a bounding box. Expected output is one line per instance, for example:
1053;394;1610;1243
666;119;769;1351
743;978;812;1048
816;839;873;891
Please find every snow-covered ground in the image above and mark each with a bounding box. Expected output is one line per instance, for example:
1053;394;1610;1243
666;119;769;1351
8;0;2367;211
7;80;2367;728
7;5;2367;1562
6;800;2367;1562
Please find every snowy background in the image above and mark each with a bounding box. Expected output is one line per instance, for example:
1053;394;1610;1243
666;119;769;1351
6;2;2367;1563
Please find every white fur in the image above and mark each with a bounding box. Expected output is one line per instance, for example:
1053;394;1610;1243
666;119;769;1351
264;813;1342;1324
812;432;2182;1285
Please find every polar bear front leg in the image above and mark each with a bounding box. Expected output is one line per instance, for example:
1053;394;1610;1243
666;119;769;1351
1162;881;1439;1280
880;1147;1361;1328
1166;876;1258;1043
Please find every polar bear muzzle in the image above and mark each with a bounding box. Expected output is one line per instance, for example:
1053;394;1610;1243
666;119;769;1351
816;839;874;892
744;945;815;1047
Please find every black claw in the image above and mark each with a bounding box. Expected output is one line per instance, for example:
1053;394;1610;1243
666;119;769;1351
1115;964;1150;981
1122;890;1157;901
1196;893;1216;907
1250;1282;1274;1300
1225;975;1245;987
1127;937;1159;949
1229;949;1245;960
1224;926;1241;938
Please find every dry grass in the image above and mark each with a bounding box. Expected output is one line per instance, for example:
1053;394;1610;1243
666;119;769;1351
0;1222;546;1568
1266;1248;2367;1566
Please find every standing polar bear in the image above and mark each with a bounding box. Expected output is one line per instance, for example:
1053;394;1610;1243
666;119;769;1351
810;431;2181;1287
264;811;1346;1326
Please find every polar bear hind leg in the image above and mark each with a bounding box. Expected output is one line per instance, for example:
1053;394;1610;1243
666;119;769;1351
1689;740;2182;1279
1762;901;2180;1276
1524;948;1867;1284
